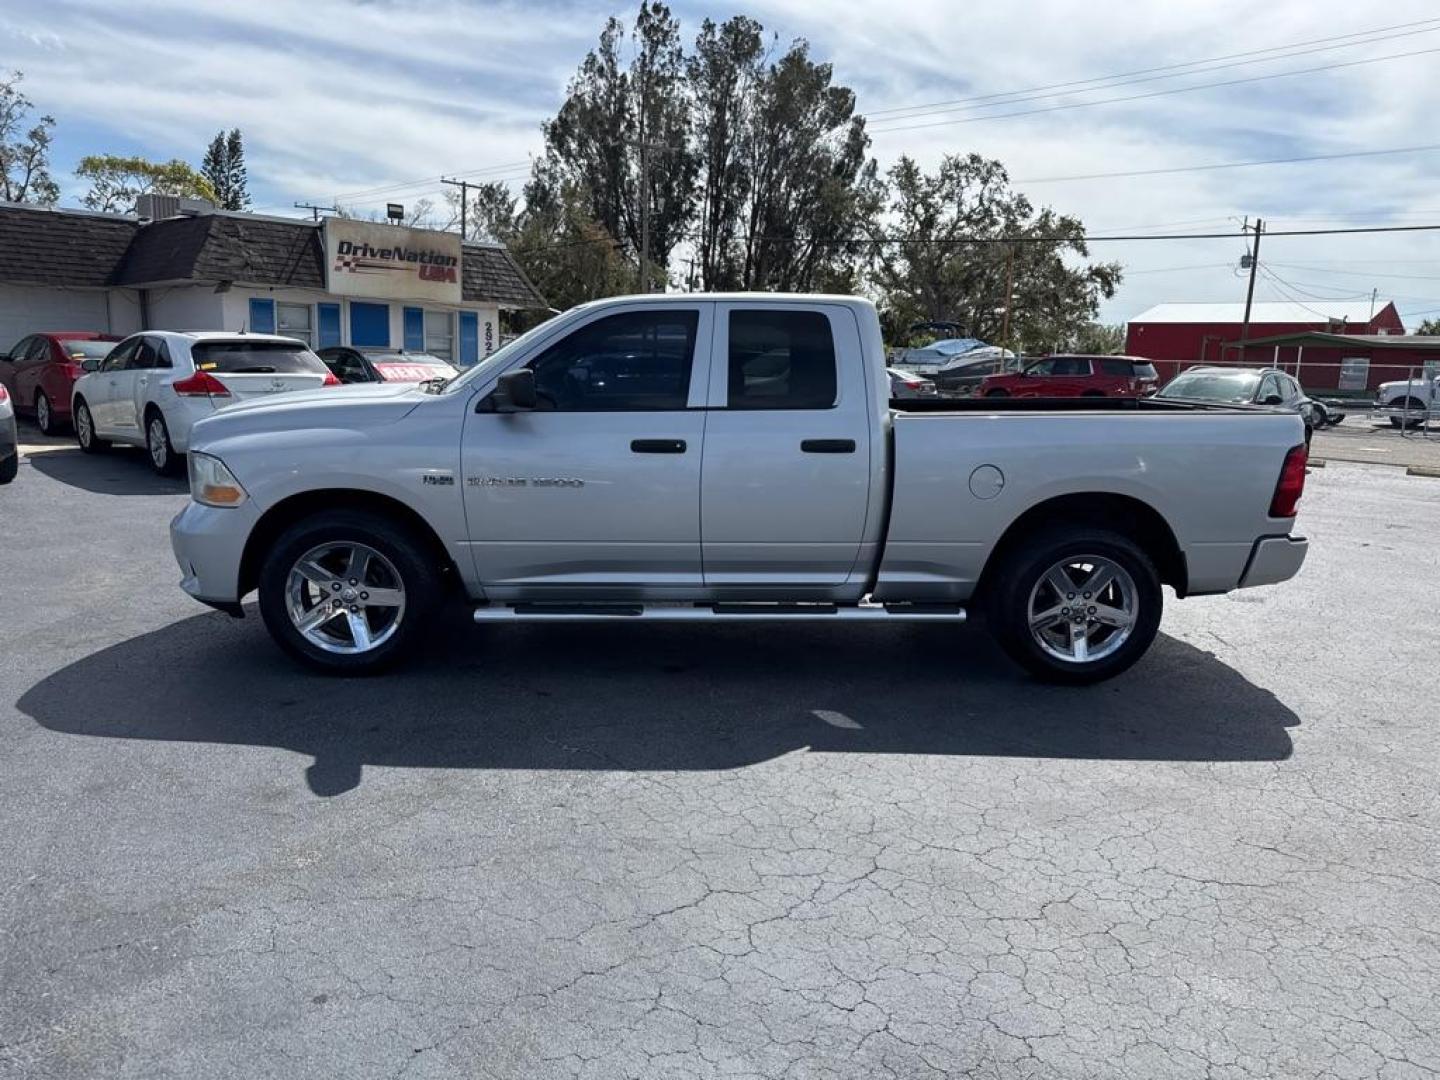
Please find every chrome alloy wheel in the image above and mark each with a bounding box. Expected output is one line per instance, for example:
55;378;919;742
76;403;93;448
147;417;169;470
36;393;51;433
1027;554;1137;664
284;542;406;655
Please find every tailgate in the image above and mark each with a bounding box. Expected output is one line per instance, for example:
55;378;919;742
211;371;330;401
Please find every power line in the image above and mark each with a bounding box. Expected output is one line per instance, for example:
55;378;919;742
867;45;1440;134
862;17;1440;120
864;20;1440;125
1016;143;1440;184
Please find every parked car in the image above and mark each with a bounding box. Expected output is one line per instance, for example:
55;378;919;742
318;347;458;386
887;367;938;399
172;293;1309;685
979;355;1159;399
0;332;121;435
1156;366;1321;443
71;331;339;476
0;382;17;484
1374;372;1438;428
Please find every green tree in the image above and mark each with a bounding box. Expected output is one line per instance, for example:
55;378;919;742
1415;317;1440;336
0;71;59;206
867;154;1120;352
201;128;250;210
76;155;217;213
1065;322;1126;354
542;2;699;290
446;179;519;243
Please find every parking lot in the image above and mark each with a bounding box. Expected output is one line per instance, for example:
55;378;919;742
2;422;1438;1080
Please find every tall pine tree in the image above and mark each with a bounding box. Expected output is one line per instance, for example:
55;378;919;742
200;128;249;210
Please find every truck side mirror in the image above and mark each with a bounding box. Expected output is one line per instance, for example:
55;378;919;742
492;369;537;413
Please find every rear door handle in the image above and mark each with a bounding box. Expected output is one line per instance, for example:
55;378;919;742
801;439;856;454
631;439;687;454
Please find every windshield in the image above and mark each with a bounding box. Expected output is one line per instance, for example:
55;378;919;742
191;340;330;374
1159;371;1261;403
60;340;117;359
440;314;565;393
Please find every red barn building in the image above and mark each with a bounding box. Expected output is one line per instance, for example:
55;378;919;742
1124;301;1419;392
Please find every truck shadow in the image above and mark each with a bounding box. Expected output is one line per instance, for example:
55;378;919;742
18;605;1299;797
25;447;188;496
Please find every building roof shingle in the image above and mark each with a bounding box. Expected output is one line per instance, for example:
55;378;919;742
1;204;547;309
1130;301;1396;326
0;203;139;288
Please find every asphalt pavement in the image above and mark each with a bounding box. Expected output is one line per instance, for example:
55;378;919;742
2;427;1438;1079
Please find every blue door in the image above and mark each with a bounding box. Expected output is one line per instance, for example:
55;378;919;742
317;303;342;348
403;307;425;352
458;312;479;367
350;302;390;347
248;298;276;334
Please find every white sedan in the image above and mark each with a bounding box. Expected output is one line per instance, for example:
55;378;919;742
72;331;337;474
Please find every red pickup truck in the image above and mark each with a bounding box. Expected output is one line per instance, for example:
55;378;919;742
979;354;1159;399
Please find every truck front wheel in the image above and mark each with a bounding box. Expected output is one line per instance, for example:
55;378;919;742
984;526;1162;685
258;510;441;674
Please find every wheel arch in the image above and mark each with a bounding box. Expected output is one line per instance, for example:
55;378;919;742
238;489;460;599
975;491;1188;601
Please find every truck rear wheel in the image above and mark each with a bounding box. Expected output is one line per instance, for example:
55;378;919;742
984;526;1162;685
258;510;441;674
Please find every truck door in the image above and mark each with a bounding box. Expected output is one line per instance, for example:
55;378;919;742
700;304;873;589
462;304;713;594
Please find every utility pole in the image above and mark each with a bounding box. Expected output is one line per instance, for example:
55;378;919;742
1000;244;1016;359
440;177;471;240
625;139;673;293
294;201;338;222
1239;217;1263;363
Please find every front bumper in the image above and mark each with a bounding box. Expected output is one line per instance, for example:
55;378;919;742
1239;535;1309;588
170;498;262;605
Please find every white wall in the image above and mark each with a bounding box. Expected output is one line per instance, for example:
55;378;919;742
0;284;140;352
223;287;500;363
146;287;227;331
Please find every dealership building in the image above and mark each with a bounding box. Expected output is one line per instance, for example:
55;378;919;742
0;200;546;364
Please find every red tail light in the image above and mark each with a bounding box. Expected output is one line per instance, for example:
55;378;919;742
0;384;8;403
172;371;231;397
321;371;341;386
1269;444;1308;518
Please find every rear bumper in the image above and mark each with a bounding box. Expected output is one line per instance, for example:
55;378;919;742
1239;534;1309;588
171;499;261;604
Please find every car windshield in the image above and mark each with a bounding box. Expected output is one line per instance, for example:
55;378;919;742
1159;371;1261;403
60;340;116;359
191;340;330;374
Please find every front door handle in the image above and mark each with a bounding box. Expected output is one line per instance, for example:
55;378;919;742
631;439;687;454
801;439;856;454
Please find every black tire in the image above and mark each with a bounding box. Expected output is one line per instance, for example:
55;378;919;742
258;510;442;674
1304;425;1313;448
73;398;106;454
0;450;16;485
984;388;1010;399
35;391;58;435
144;409;183;476
984;526;1163;685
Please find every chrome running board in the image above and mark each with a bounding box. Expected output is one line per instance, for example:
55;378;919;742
472;600;967;624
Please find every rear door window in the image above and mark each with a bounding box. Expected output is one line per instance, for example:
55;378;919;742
726;310;837;410
1098;358;1133;377
1052;357;1091;376
190;340;331;375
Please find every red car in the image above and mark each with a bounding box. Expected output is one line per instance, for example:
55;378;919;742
978;354;1159;399
0;332;122;434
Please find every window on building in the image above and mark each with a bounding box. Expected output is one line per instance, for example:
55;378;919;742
726;310;837;410
1339;357;1370;391
276;303;313;346
424;310;453;361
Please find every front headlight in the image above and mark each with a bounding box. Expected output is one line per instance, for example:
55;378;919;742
188;452;248;507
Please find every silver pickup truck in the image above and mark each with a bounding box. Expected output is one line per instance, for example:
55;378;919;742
171;293;1309;683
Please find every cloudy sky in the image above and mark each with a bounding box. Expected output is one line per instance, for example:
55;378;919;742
6;0;1440;325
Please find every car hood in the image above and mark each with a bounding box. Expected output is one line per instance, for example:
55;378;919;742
188;382;426;446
